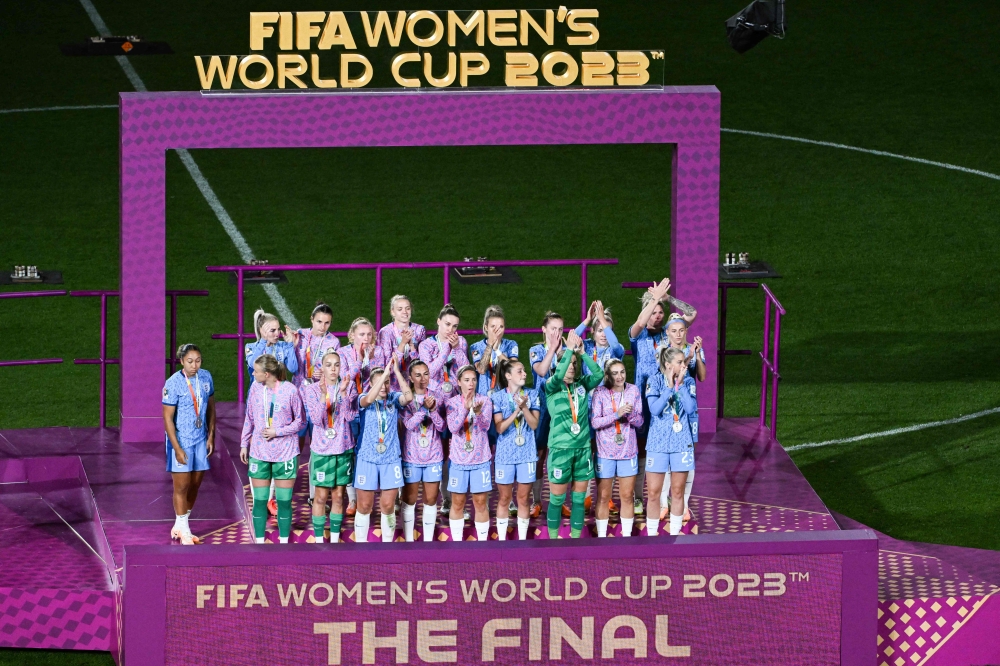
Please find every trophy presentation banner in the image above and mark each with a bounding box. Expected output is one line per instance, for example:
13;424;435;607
123;531;877;665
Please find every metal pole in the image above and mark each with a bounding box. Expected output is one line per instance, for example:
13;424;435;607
100;293;108;429
375;266;383;330
169;293;178;374
770;311;782;436
759;296;771;428
443;264;450;304
580;263;588;323
237;269;245;406
718;284;729;419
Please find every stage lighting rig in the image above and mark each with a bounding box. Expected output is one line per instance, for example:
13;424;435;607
726;0;786;54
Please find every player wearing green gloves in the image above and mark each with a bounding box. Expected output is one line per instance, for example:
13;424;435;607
543;330;604;538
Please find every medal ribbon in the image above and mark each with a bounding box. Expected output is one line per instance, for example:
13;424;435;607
305;334;313;379
566;384;579;431
184;375;201;420
512;389;525;439
267;390;275;428
610;391;623;437
672;389;681;423
325;384;337;430
354;345;365;394
375;400;388;444
465;401;475;445
416;395;428;438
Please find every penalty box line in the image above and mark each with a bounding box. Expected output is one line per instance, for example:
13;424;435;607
77;0;301;329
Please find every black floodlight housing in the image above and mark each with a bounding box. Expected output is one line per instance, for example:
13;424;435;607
726;0;786;54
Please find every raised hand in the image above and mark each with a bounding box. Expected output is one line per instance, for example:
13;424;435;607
399;328;413;351
649;278;670;301
339;374;352;397
565;330;583;352
692;336;703;354
471;398;483;415
284;325;299;344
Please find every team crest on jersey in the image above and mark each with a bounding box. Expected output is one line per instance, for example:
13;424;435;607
163;387;170;399
531;351;539;361
553;468;562;479
575;386;586;397
249;463;258;473
358;475;366;485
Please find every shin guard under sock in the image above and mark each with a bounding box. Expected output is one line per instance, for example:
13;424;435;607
402;503;416;542
354;512;371;542
547;492;566;538
422;504;437;542
381;512;396;542
570;491;586;538
275;487;293;539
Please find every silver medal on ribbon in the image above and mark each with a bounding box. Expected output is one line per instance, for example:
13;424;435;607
419;437;429;448
376;442;387;454
325;428;336;439
614;433;624;444
673;421;683;433
570;423;581;435
514;435;526;446
464;440;474;452
441;382;453;394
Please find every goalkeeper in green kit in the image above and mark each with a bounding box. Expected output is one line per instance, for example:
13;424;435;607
544;330;604;538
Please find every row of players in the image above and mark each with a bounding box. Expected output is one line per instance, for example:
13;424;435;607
162;278;705;544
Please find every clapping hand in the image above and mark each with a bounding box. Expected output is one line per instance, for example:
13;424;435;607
423;394;436;410
648;278;670;301
691;336;703;355
284;325;299;344
616;402;633;418
565;330;584;353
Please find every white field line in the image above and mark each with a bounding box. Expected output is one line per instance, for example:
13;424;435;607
721;128;1000;182
76;0;300;328
785;406;1000;452
0;104;118;114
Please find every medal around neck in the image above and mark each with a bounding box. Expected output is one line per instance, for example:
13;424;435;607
376;442;387;454
441;382;453;394
614;433;624;444
673;421;683;433
570;423;581;435
325;428;336;439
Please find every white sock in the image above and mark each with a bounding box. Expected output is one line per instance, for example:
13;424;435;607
279;536;289;544
422;504;437;542
684;470;694;512
475;520;490;541
179;513;190;535
346;485;357;503
355;512;371;542
670;512;683;536
622;518;634;537
402;503;416;542
309;481;316;500
185;509;192;518
596;518;608;537
647;519;659;536
517;517;530;540
331;530;340;543
172;514;184;532
381;512;396;542
450;518;464;541
255;536;265;544
496;518;509;541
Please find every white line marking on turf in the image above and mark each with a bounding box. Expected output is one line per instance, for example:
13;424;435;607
785;406;1000;452
721;128;1000;182
76;0;300;329
0;104;118;114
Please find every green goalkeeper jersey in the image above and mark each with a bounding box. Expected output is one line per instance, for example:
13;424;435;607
543;350;604;449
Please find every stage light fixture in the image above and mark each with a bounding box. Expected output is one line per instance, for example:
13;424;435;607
726;0;786;54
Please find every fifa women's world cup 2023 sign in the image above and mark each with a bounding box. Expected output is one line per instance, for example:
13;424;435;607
194;8;665;91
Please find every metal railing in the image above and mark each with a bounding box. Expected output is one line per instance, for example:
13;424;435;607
621;280;786;436
207;259;618;402
0;291;68;367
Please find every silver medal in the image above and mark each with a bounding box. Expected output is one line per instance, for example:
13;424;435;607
376;442;387;454
195;418;203;429
464;440;474;452
441;382;453;394
325;428;336;439
673;421;683;433
614;433;624;444
419;437;429;448
515;435;526;446
570;423;581;435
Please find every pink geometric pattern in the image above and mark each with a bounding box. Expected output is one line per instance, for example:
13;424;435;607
118;88;722;441
0;588;114;651
878;595;994;666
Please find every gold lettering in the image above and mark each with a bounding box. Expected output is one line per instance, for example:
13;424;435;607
616;51;650;86
341;54;373;88
566;9;599;46
459;52;490;87
549;617;594;659
541;51;579;86
296;11;325;50
249;12;279;50
278;12;293;50
277;54;308;89
528;617;543;661
448;10;484;47
361;11;406;47
416;620;458;663
543;577;562;600
194;56;237;90
600;615;647;659
246;584;269;608
601;576;622;599
565;577;587;601
519;10;554;46
314;622;357;665
366;581;387;605
309;582;335;606
488;10;518;47
216;584;225;608
505;52;538;86
423;52;457;88
338;582;362;605
310;54;337;88
363;621;409;664
229;584;247;608
481;618;520;661
655;615;691;658
581;51;614;86
392;53;421;88
318;12;357;50
407;10;445;48
196;585;213;609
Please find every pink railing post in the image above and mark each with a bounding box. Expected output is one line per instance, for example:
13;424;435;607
770;309;782;434
237;269;246;405
375;266;383;330
580;263;588;322
72;290;121;429
759;297;772;428
443;264;450;305
165;290;210;373
0;291;68;367
757;284;786;437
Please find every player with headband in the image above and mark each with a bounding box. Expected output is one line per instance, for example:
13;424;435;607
527;311;567;519
245;309;299;387
471;305;519;395
240;354;303;544
590;359;644;537
299;350;357;544
574;300;625;376
377;295;426;392
491;358;540;540
543;330;603;539
399;360;446;542
644;347;697;536
163;344;216;545
354;356;412;543
445;366;493;542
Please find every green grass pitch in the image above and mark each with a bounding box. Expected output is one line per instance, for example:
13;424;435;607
2;0;1000;662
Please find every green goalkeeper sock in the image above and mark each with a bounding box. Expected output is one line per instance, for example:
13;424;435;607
251;486;270;540
275;487;293;539
547;492;566;539
312;514;326;540
330;513;344;535
570;491;587;538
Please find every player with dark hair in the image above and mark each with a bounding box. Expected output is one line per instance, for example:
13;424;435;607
527;310;566;518
400;360;447;542
446;365;493;541
491;358;540;540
